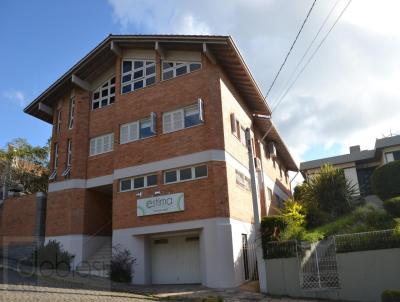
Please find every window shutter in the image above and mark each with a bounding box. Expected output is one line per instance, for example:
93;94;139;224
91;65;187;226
198;98;204;122
120;124;129;144
103;135;110;152
163;113;172;133
129;122;139;141
172;110;183;131
90;139;96;155
150;112;156;134
230;113;237;134
110;133;114;151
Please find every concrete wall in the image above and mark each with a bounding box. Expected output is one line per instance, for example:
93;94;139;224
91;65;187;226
265;248;400;302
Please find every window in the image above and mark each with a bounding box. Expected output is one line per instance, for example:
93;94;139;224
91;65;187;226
163;99;204;133
230;113;238;136
266;188;273;201
239;127;247;146
162;61;201;80
394;151;400;161
68;96;75;129
164;164;208;184
49;143;58;180
235;170;251;190
120;113;156;144
89;133;114;156
66;139;72;166
121;60;156;94
56;110;62;133
92;76;115;109
119;174;158;192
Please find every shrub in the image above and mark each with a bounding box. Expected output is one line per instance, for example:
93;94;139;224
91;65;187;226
109;245;136;283
260;216;286;243
372;160;400;200
384;197;400;217
381;290;400;302
31;240;74;271
279;199;307;241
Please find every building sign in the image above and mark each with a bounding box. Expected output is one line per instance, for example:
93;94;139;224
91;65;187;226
137;193;184;216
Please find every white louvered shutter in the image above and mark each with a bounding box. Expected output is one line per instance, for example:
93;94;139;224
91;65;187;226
163;112;172;133
120;124;129;144
172;110;183;131
90;139;96;156
129;122;139;141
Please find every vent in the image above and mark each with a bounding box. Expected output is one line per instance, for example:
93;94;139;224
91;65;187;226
186;236;200;242
154;239;168;244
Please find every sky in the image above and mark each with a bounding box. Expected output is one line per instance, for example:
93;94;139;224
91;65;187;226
1;0;399;171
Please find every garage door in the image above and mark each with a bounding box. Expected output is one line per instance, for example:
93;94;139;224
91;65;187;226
151;235;201;284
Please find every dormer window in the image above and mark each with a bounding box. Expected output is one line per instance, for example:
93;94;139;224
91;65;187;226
162;61;201;80
121;60;156;94
92;76;115;110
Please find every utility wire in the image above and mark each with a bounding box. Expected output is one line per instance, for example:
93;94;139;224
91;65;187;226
264;0;318;99
272;0;352;113
270;0;341;109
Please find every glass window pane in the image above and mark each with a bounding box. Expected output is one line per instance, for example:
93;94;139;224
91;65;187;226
133;80;143;90
146;61;154;66
146;65;155;75
147;174;157;186
163;70;173;80
110;86;115;94
122;85;131;94
176;65;187;76
110;77;115;84
134;177;145;189
163;62;173;69
165;170;177;183
140;119;152;138
134;70;143;79
110;96;115;103
92;101;99;109
146;76;155;86
195;165;207;178
184;108;200;127
190;63;201;72
134;61;144;69
101;99;108;107
180;168;192;181
102;89;108;97
120;179;131;191
93;92;100;100
122;74;131;83
123;61;132;73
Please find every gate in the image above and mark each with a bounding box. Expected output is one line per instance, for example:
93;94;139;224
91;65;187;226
298;237;339;290
242;239;259;281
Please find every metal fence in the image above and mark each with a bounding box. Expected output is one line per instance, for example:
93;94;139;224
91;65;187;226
242;242;259;281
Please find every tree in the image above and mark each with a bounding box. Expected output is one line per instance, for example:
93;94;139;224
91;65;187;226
296;164;357;226
0;138;49;196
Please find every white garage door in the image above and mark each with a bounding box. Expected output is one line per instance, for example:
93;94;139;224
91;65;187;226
151;235;201;284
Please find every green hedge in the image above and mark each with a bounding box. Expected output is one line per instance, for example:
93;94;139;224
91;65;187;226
381;290;400;302
384;197;400;217
372;161;400;200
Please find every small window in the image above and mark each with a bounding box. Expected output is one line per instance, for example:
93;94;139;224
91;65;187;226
53;143;59;170
147;174;157;186
120;114;156;144
163;100;203;134
68;96;75;129
239;127;247;146
165;170;177;183
56;110;62;133
120;179;132;191
121;59;156;94
184;105;200;128
92;76;116;110
89;133;114;156
195;165;208;178
140;118;153;139
180;168;192;181
134;177;145;189
66;139;72;166
162;61;201;80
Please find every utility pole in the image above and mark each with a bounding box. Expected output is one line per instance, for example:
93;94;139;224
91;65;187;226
245;128;268;293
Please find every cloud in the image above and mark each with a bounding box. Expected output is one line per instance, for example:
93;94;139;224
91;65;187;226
107;0;400;164
2;90;27;107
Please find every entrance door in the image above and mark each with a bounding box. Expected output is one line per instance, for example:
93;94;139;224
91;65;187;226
356;167;375;196
151;235;201;284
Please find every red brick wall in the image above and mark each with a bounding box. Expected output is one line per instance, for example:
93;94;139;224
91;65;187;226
0;195;37;247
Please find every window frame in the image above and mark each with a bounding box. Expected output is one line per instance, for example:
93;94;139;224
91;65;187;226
92;76;116;110
164;164;208;184
120;59;156;94
68;95;75;130
120;113;156;144
162;100;204;134
119;173;158;192
89;133;114;156
161;61;202;81
67;139;72;166
53;143;59;170
56;110;62;133
235;169;251;190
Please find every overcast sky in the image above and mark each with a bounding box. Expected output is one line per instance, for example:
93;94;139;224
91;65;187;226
1;0;399;171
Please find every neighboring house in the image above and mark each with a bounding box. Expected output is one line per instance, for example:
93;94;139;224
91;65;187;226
300;134;400;197
24;35;297;288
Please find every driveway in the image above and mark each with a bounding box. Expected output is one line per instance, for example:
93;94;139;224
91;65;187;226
0;267;321;302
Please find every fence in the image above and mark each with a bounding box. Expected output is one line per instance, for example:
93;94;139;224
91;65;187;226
242;242;259;281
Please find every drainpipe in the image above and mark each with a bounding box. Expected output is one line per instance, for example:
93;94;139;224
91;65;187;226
245;128;268;293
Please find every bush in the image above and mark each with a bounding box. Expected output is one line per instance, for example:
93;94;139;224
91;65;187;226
109;245;136;283
384;197;400;217
372;160;400;200
260;216;286;243
381;290;400;302
31;240;74;270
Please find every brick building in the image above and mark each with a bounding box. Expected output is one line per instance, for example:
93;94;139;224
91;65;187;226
24;35;297;288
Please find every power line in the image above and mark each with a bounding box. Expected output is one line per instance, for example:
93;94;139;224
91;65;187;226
270;0;341;109
272;0;352;113
264;0;318;99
